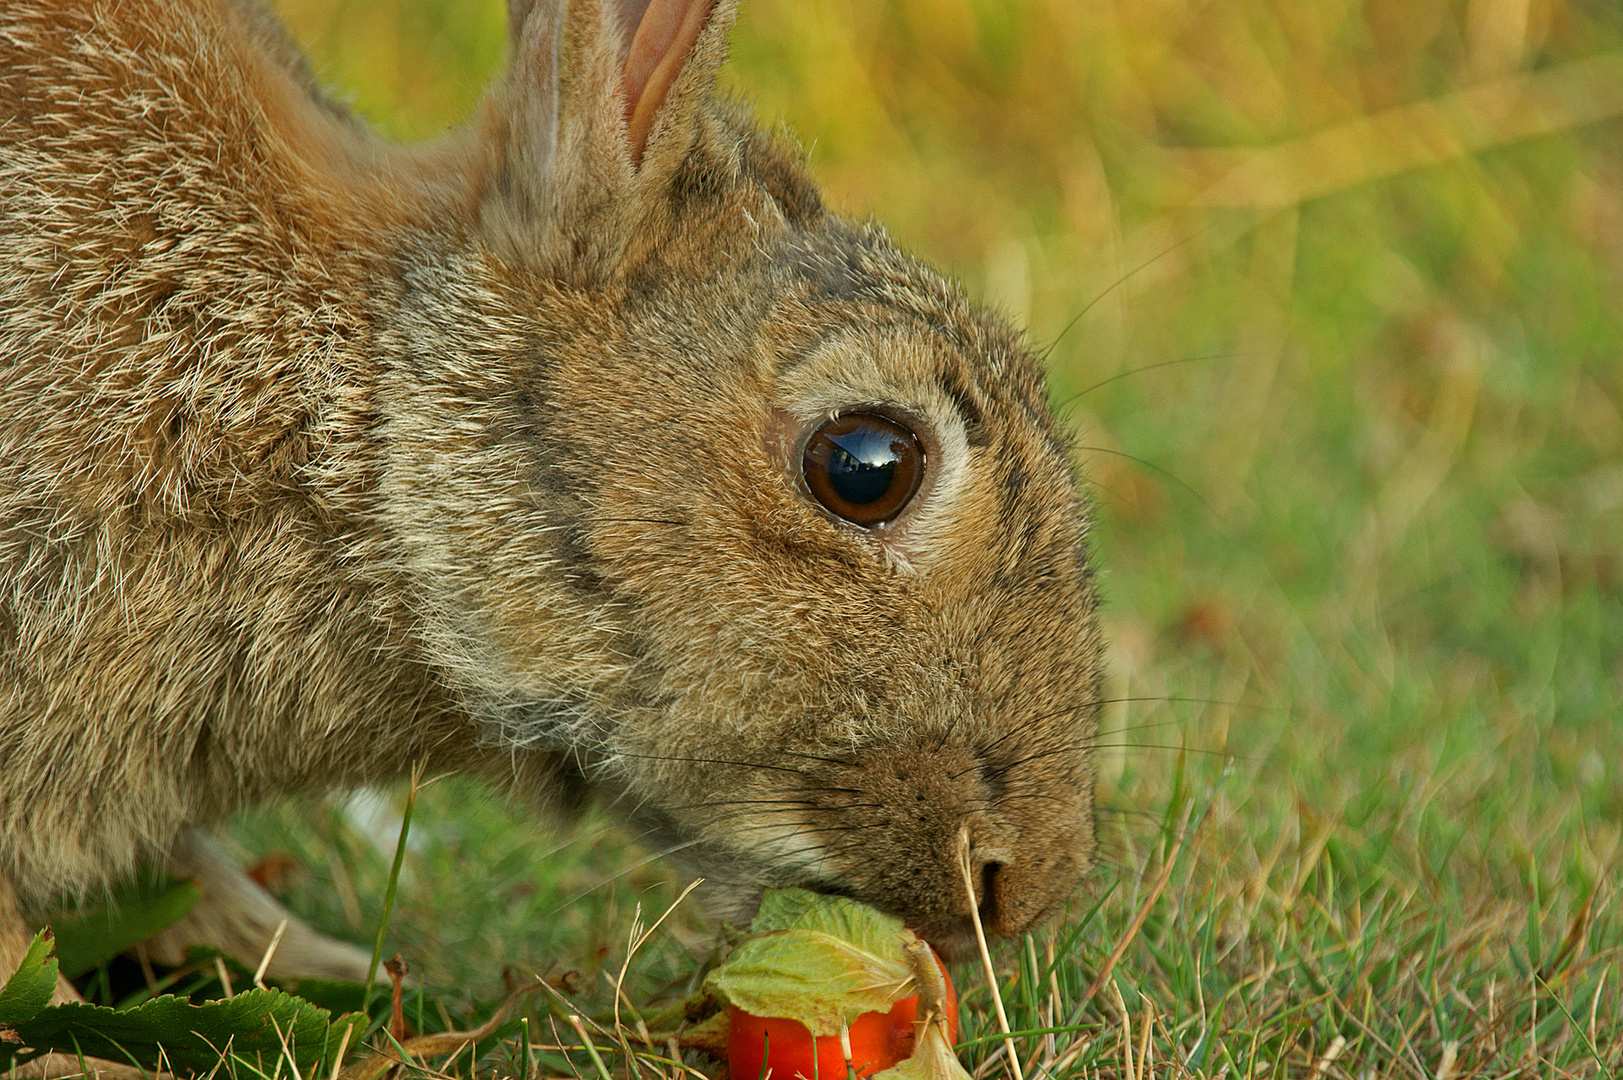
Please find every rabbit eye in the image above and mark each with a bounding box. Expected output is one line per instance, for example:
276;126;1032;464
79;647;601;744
801;412;926;527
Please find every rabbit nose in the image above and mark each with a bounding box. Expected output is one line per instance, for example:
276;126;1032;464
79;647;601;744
976;857;1038;937
779;734;1091;949
962;822;1072;938
971;855;1004;929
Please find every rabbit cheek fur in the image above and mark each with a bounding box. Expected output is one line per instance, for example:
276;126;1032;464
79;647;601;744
0;0;1101;964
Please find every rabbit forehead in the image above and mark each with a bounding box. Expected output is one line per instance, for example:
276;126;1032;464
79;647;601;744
774;322;962;418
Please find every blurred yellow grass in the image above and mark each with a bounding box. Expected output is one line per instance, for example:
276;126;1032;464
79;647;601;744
1169;52;1623;209
269;0;1623;352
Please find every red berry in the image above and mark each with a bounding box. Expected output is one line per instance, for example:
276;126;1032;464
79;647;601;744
727;953;958;1080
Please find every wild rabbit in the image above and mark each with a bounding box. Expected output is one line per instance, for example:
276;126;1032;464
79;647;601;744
0;0;1101;1000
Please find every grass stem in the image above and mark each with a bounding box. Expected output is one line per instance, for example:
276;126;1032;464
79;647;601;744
958;825;1024;1080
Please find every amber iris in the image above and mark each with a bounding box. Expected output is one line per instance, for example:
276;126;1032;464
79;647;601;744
802;412;925;527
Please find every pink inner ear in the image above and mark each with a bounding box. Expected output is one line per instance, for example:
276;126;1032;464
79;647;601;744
621;0;717;167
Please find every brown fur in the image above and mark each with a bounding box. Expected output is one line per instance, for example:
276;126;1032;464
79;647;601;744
0;0;1101;987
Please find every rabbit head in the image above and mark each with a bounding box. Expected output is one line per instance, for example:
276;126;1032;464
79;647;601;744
376;0;1101;954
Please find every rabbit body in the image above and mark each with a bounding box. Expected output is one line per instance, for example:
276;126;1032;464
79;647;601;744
0;0;1101;974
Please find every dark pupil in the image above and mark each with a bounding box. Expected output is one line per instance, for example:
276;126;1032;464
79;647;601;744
824;427;902;505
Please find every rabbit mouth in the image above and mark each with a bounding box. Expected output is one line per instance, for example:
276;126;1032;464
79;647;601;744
721;853;1073;965
639;731;1094;960
903;921;981;966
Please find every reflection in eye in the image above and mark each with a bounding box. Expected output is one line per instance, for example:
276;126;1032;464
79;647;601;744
802;412;925;527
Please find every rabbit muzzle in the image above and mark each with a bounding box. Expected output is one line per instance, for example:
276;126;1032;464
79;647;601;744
655;732;1094;960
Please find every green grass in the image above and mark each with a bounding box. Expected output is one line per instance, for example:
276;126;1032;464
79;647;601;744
188;0;1623;1074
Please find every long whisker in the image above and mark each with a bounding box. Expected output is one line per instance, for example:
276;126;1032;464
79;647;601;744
544;834;709;916
1038;229;1208;361
953;699;1105;770
995;741;1240;776
957;693;1254;777
610;750;815;778
1073;444;1212;511
1055;352;1239;410
768;748;864;769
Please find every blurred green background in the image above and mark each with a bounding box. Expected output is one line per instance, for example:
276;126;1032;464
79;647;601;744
251;0;1621;1064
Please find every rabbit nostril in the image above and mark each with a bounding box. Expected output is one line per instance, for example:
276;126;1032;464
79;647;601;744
978;860;1003;927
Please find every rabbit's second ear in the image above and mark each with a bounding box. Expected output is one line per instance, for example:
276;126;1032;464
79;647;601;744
479;0;727;274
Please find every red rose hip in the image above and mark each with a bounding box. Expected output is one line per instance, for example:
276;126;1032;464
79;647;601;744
727;951;958;1080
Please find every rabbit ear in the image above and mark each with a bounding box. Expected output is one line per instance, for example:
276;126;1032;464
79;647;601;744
477;0;727;273
617;0;719;167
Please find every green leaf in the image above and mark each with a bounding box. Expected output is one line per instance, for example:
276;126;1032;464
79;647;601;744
50;880;204;979
750;889;912;961
705;890;917;1037
0;929;59;1027
1;987;366;1074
